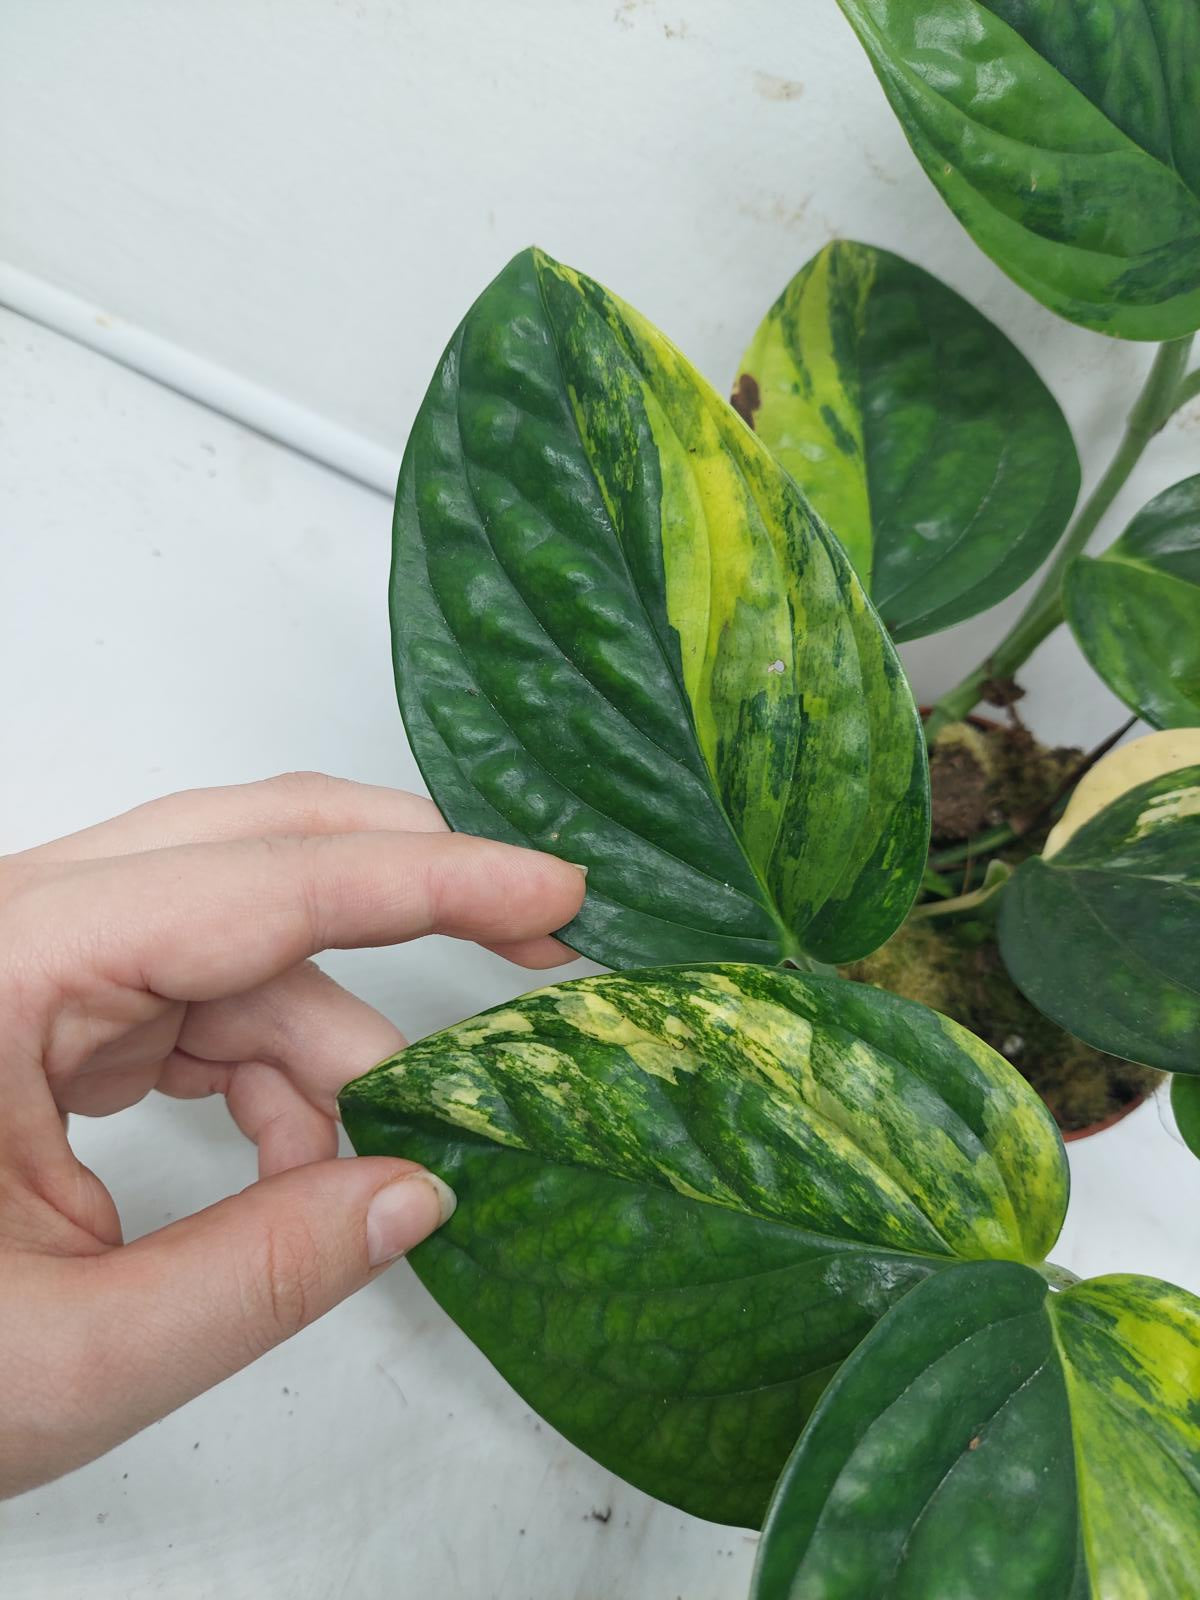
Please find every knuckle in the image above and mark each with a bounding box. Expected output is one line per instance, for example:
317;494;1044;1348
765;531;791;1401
0;863;70;1008
263;769;335;795
258;771;345;828
250;1222;325;1350
254;770;357;856
255;831;336;948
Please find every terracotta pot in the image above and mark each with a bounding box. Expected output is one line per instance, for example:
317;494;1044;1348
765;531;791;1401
1060;1093;1148;1143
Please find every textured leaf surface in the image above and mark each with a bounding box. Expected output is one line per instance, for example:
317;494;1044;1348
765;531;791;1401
734;241;1079;639
753;1263;1200;1599
1066;476;1200;728
341;965;1067;1525
1172;1074;1200;1160
391;247;929;969
999;765;1200;1072
837;0;1200;339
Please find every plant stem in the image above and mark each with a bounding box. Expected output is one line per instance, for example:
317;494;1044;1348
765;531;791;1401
908;860;1011;922
921;864;959;898
1172;366;1200;416
1038;1261;1082;1292
931;819;1022;871
924;337;1195;742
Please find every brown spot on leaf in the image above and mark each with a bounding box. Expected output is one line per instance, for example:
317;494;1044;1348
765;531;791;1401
731;373;761;428
968;1435;981;1450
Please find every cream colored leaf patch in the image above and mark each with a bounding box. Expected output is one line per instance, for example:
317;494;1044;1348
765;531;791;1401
1044;728;1200;856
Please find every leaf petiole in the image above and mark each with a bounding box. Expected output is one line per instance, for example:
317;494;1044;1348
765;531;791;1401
925;337;1195;742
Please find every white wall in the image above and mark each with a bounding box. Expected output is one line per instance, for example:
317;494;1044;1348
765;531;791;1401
0;1;1189;454
4;0;1197;727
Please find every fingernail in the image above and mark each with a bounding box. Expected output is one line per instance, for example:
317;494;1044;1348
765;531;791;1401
567;862;589;876
367;1171;457;1266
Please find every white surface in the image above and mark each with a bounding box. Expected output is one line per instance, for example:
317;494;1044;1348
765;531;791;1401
3;307;1199;1599
1;0;1197;501
0;261;399;491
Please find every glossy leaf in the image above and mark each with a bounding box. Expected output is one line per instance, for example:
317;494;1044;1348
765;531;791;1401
391;247;929;970
837;0;1200;339
734;241;1079;639
1172;1074;1200;1160
999;764;1200;1072
753;1262;1200;1599
340;964;1067;1526
1066;476;1200;728
1043;728;1200;856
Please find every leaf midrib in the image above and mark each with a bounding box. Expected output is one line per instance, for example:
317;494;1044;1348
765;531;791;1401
1046;867;1200;1003
372;1099;987;1267
431;323;776;930
1095;547;1200;598
530;255;799;957
845;0;1200;237
797;1303;1048;1570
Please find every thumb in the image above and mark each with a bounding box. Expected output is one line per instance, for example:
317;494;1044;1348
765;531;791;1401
71;1157;454;1462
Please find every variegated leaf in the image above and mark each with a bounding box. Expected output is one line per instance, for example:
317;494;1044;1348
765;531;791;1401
1066;476;1200;730
837;0;1200;339
391;247;929;969
340;964;1067;1526
999;763;1200;1072
733;241;1079;640
753;1264;1200;1599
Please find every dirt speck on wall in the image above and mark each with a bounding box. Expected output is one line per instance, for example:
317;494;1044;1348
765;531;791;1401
753;70;804;101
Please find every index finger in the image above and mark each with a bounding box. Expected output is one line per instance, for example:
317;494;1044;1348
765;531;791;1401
11;831;588;1007
16;773;447;863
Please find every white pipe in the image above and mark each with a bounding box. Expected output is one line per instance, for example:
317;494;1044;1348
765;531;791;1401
0;260;398;496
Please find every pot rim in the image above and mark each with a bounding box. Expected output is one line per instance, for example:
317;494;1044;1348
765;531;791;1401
1061;1091;1148;1143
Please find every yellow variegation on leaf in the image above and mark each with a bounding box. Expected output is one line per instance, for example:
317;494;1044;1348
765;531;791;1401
390;247;929;971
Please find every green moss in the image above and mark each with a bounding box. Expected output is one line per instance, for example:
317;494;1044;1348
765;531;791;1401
846;717;1164;1132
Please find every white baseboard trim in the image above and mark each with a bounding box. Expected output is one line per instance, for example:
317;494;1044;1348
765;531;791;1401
0;260;397;496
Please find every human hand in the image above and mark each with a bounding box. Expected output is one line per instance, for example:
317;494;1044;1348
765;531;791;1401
0;773;585;1498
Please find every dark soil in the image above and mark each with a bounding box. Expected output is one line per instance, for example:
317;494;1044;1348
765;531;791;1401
843;719;1162;1135
926;717;1080;847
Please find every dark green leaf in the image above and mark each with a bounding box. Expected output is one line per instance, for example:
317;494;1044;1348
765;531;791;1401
1066;475;1200;728
341;964;1067;1526
734;241;1079;639
753;1262;1200;1599
391;247;929;969
837;0;1200;339
1172;1074;1200;1159
999;764;1200;1072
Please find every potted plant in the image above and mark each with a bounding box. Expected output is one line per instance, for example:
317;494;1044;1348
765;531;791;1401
341;5;1200;1593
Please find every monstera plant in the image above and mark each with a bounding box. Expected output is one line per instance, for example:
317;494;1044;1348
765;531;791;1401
341;5;1200;1595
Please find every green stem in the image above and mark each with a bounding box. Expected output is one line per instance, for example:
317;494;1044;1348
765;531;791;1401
908;860;1011;922
921;864;959;898
1039;1261;1082;1292
1172;366;1200;416
931;819;1022;871
924;337;1195;743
